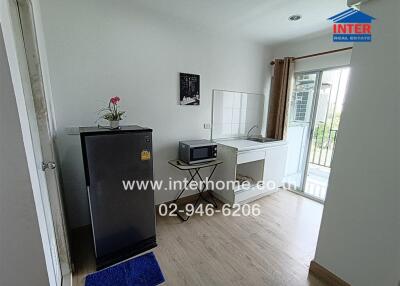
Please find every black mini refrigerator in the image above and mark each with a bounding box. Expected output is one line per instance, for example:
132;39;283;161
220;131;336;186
80;125;156;269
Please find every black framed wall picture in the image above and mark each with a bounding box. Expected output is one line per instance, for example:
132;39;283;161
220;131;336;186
180;73;200;105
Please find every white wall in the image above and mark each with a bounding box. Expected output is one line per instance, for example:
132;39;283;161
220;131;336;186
37;0;271;228
271;32;353;72
314;0;400;285
0;27;49;286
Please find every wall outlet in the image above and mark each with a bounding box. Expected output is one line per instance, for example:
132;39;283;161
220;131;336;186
64;127;80;135
203;123;212;129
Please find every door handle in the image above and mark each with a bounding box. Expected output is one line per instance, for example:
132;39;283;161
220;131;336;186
42;161;56;171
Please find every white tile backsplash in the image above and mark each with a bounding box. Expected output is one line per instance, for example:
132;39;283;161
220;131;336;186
233;92;242;108
222;92;234;108
231;123;240;136
222;124;232;135
232;108;241;124
222;108;233;123
212;90;264;139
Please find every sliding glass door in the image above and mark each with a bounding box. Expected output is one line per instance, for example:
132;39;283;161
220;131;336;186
303;67;350;201
283;67;350;202
283;71;321;191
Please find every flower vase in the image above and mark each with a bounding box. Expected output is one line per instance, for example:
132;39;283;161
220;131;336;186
109;120;120;129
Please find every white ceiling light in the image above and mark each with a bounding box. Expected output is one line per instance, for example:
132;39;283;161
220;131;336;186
288;14;302;21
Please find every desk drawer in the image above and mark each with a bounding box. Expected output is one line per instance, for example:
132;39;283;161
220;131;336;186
237;150;265;164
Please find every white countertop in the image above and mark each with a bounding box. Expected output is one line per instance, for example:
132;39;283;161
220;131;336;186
215;138;287;152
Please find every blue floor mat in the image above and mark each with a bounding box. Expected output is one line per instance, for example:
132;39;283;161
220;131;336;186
85;252;165;286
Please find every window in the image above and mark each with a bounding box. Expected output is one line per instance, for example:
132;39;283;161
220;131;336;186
289;73;318;123
294;91;309;121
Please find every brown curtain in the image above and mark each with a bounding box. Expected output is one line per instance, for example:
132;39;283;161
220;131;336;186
266;57;295;140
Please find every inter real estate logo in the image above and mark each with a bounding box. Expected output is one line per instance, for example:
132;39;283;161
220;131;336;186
328;8;375;42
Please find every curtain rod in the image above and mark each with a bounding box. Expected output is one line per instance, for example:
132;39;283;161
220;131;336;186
270;47;353;65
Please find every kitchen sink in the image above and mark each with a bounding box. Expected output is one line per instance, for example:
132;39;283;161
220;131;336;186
247;137;279;143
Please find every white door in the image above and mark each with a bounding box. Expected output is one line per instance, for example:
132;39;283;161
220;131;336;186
3;0;71;285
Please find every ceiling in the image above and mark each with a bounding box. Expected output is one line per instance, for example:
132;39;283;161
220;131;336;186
134;0;348;45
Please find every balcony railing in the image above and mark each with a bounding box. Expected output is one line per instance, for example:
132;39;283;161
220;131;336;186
309;124;338;168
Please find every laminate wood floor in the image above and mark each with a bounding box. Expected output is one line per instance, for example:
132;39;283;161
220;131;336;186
71;190;327;286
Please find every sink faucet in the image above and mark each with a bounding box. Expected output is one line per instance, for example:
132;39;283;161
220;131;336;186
247;125;260;138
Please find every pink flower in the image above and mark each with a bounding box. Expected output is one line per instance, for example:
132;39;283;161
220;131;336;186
110;96;120;105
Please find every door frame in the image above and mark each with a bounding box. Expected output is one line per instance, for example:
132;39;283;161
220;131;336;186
289;65;350;203
1;0;71;285
298;70;323;192
15;0;72;277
